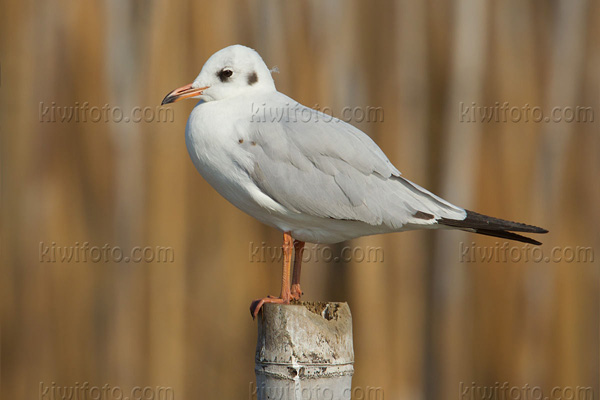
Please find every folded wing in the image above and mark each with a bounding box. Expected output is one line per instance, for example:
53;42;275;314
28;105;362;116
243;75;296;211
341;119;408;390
240;100;467;230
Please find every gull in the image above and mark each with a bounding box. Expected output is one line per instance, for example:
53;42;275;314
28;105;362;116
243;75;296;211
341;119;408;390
162;45;547;318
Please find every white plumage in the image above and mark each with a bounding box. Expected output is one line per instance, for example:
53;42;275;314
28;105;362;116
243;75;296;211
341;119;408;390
179;45;465;243
162;45;546;317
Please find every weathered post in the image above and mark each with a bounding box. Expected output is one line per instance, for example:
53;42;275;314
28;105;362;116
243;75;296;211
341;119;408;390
254;302;354;400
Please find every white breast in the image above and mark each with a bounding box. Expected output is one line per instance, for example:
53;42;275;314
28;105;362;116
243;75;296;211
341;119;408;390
185;100;291;224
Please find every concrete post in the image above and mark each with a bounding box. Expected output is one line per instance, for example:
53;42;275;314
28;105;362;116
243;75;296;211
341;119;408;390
254;302;354;400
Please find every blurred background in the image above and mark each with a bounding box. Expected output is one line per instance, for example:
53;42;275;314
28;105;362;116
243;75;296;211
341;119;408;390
2;0;599;399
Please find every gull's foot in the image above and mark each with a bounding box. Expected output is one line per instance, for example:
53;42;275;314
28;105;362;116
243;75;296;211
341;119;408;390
290;284;303;301
250;295;290;319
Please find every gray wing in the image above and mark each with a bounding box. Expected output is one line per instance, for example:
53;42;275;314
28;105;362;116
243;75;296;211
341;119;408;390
240;101;466;229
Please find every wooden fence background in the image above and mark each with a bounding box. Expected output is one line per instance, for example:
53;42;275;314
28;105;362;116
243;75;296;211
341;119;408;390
2;1;598;399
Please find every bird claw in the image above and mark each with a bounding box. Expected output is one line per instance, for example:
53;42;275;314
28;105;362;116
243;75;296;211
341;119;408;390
249;295;290;319
290;284;303;301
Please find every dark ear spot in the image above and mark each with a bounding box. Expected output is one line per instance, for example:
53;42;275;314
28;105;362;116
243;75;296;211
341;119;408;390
247;71;258;85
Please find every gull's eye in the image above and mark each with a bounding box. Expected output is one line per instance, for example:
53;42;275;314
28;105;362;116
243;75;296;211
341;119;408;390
218;68;233;82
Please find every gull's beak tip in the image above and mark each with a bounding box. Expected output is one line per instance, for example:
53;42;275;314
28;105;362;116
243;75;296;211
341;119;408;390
161;94;173;106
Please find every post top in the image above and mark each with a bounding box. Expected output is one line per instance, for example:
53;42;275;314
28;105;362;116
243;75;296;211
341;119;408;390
255;302;354;366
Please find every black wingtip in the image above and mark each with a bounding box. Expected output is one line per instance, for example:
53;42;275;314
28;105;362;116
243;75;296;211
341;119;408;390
471;228;544;245
439;209;548;245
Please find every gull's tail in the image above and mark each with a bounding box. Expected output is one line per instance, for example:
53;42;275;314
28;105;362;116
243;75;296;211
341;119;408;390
438;210;548;245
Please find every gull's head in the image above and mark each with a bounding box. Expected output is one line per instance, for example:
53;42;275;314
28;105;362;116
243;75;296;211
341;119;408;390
161;45;276;104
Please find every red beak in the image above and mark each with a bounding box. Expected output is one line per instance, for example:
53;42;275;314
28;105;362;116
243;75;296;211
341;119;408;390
161;83;209;105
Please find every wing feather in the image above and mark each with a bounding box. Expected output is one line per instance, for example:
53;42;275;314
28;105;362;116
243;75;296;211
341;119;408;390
239;99;466;229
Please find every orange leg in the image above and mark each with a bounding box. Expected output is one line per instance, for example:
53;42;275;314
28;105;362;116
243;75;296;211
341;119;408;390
250;232;294;318
290;240;305;300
